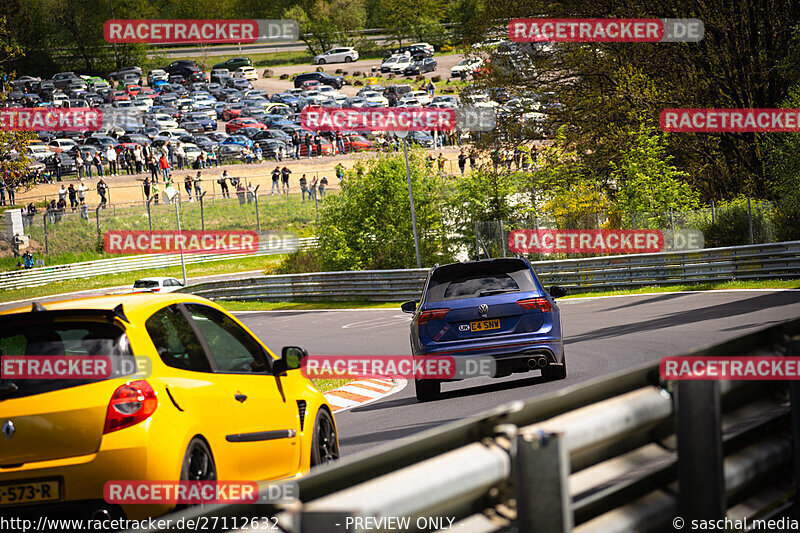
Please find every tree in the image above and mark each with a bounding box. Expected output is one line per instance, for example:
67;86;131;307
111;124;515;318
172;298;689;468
315;151;454;270
377;0;446;46
479;0;800;202
284;0;366;56
611;122;700;215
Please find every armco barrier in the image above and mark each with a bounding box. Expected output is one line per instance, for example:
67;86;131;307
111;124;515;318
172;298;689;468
185;241;800;301
132;317;800;533
0;237;317;292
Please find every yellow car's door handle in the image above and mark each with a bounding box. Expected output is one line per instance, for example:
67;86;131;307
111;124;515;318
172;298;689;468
235;393;247;403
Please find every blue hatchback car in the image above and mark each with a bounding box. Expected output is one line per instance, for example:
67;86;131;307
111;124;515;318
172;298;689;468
402;258;567;401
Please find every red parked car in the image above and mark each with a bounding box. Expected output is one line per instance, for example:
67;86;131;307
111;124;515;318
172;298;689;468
222;103;245;121
126;84;142;96
108;90;130;103
226;117;267;134
343;133;376;152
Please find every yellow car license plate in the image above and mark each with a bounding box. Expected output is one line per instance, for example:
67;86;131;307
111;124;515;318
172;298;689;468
470;319;501;332
0;480;60;506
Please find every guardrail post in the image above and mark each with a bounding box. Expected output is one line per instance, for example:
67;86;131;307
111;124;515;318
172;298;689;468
514;430;572;533
676;380;726;521
789;337;800;509
43;214;49;256
95;204;102;241
147;196;153;234
254;185;261;231
199;191;206;232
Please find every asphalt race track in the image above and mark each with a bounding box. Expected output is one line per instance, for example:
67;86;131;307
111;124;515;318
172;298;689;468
237;289;800;456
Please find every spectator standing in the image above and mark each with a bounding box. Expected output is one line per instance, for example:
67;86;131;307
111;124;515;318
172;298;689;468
159;153;170;181
314;134;323;158
52;153;63;181
79;200;89;221
236;180;246;205
319;175;328;198
164;173;174;204
336;132;345;155
280;166;291;194
428;80;435;97
152;180;160;204
246;182;256;204
167;141;174;168
56;197;67;222
271;166;281;194
106;146;117;176
254;143;263;163
309;175;318;200
304;133;313;158
218;171;230;198
184;175;193;201
46;199;57;224
142;177;151;201
176;142;185;170
68;183;77;211
0;179;5;206
134;145;144;173
209;146;219;167
97;179;108;208
75;152;84;179
335;163;345;183
77;178;88;205
299;174;309;201
193;172;203;199
292;131;301;159
469;150;477;169
22;250;34;269
7;180;15;205
458;150;467;175
93;152;104;177
437;153;446;174
58;184;67;204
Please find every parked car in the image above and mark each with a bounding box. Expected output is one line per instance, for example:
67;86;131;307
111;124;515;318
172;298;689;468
210;68;232;85
294;72;345;90
233;66;258;81
147;69;169;86
314;47;359;64
404;57;438;75
213;57;253;71
450;58;484;78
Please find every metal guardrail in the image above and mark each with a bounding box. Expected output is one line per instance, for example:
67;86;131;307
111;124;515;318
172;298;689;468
0;237;317;292
137;317;800;533
186;241;800;302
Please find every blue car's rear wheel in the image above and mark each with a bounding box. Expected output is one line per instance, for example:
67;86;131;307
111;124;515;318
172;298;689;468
415;379;441;402
542;354;567;380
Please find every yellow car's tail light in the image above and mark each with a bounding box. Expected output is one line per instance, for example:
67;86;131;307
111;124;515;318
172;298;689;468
103;380;158;434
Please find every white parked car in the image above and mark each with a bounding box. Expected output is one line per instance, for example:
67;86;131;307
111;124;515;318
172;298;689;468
359;90;389;107
450;57;484;78
147;69;168;86
234;66;258;80
406;90;432;105
49;138;79;151
314;47;359;64
132;277;185;293
390;57;415;74
380;55;404;73
145;113;179;130
181;143;202;164
27;144;54;160
464;94;499;108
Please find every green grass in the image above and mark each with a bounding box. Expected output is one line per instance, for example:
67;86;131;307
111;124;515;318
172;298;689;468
0;254;285;304
312;378;352;393
220;300;403;311
3;194;317;271
562;279;800;299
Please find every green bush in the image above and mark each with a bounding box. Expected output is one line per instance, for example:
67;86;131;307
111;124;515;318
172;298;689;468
275;248;323;274
697;197;772;247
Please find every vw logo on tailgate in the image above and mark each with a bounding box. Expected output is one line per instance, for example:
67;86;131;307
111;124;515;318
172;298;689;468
478;304;489;315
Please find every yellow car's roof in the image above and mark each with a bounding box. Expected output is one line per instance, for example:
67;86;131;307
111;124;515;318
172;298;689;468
0;292;215;320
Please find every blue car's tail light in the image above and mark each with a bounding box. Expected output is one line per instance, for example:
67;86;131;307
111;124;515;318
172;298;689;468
516;297;552;312
416;309;450;325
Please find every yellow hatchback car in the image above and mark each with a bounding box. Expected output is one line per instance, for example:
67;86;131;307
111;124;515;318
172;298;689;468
0;293;338;520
